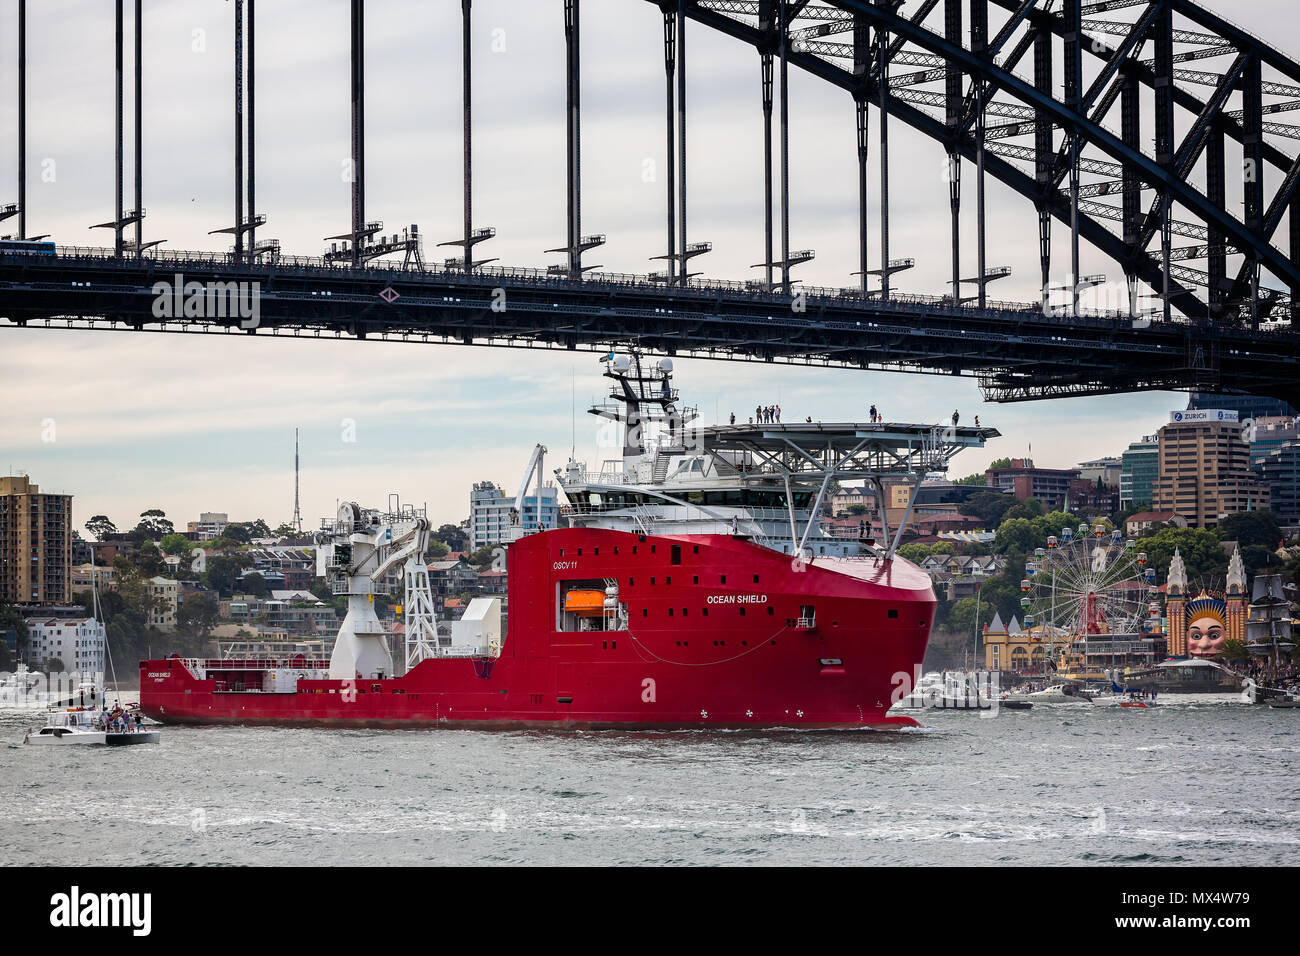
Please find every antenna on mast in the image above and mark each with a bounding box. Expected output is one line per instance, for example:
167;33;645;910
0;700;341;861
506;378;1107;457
293;428;302;534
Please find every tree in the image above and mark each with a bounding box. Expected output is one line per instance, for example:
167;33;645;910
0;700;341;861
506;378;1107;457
132;509;174;542
978;557;1029;625
0;639;11;671
272;523;298;539
45;657;67;673
159;533;192;556
241;571;270;598
467;544;497;572
897;543;932;563
0;606;27;667
954;473;987;487
1220;638;1249;665
1030;510;1083;542
433;523;468;552
222;523;253;545
965;490;1017;528
133;541;165;577
1240;544;1279;575
177;593;220;636
949;596;997;637
1004;498;1046;522
85;515;117;541
995;518;1037;555
247;519;272;539
426;540;450;560
1216;510;1282;550
204;553;251;596
1141;526;1228;581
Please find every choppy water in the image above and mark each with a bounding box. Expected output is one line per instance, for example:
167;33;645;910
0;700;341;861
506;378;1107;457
2;698;1297;866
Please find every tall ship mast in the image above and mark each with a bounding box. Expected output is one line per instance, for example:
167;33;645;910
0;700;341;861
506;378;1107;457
1247;573;1295;664
140;354;997;729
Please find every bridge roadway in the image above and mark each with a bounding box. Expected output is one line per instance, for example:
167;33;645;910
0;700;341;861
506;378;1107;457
2;247;1298;406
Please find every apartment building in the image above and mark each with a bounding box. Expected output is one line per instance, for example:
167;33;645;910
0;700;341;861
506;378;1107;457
0;476;73;605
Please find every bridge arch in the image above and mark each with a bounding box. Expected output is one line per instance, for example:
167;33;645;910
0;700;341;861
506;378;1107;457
664;1;1300;325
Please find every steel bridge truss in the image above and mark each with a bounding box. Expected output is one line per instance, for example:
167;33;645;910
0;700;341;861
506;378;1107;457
681;0;1300;327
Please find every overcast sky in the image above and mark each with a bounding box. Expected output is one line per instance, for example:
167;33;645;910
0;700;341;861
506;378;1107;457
2;0;1297;533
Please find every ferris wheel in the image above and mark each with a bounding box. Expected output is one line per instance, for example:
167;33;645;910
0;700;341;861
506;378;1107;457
1021;523;1157;642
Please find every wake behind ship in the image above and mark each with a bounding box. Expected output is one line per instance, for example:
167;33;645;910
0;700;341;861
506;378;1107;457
141;355;997;729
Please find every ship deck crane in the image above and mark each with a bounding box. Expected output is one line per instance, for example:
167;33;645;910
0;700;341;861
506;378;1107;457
316;500;432;680
511;443;548;537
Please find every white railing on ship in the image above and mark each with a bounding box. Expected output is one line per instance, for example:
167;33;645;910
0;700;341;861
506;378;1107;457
181;657;329;673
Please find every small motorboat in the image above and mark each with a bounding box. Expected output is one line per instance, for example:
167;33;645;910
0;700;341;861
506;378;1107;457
1000;699;1033;710
24;705;160;746
1093;692;1159;708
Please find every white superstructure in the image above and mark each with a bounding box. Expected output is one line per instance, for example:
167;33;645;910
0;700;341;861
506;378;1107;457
556;353;997;561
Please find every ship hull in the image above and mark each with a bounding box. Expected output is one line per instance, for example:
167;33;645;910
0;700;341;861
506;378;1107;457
141;529;934;730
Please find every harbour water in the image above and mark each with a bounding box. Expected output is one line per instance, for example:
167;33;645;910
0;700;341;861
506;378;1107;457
2;700;1297;866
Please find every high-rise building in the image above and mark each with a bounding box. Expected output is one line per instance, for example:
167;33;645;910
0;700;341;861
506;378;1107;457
1187;392;1296;421
1247;416;1300;465
469;481;560;550
1120;436;1159;508
0;476;73;605
1255;441;1300;526
1152;413;1269;528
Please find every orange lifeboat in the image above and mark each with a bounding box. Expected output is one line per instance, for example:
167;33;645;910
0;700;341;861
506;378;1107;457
563;589;607;617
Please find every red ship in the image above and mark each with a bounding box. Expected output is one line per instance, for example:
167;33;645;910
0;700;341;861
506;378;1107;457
141;354;995;729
